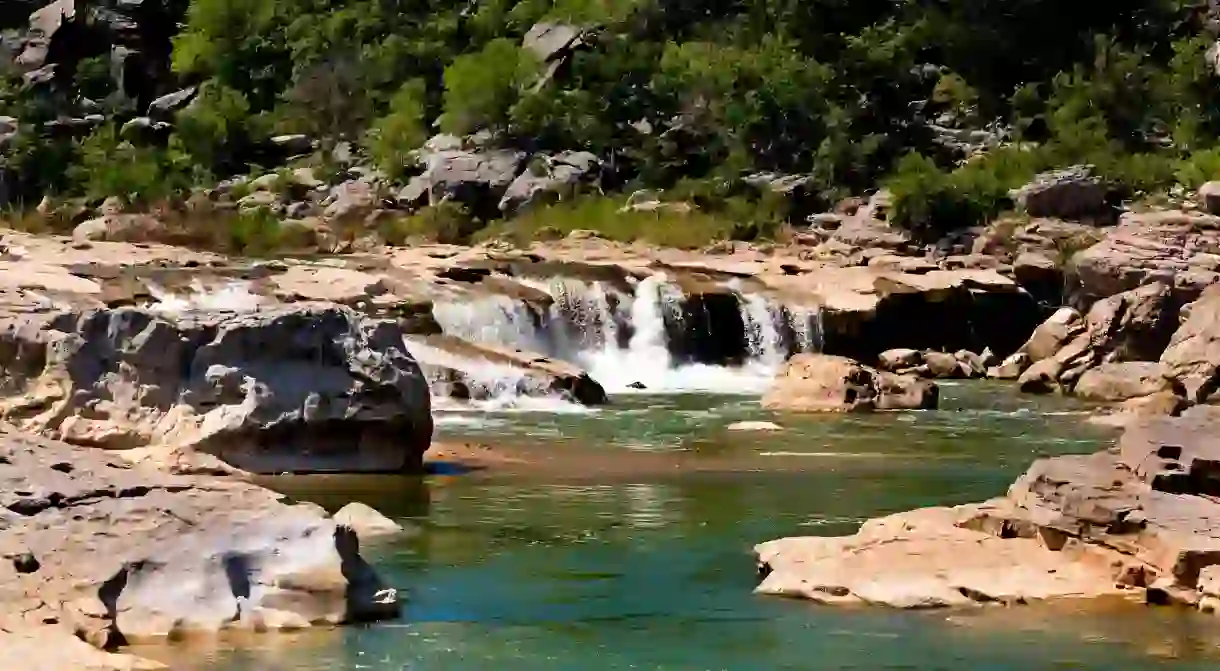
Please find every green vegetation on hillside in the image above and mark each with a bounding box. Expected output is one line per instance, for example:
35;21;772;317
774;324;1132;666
1;0;1220;244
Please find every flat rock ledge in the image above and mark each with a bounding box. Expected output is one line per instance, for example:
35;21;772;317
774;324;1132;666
755;409;1220;612
0;425;401;670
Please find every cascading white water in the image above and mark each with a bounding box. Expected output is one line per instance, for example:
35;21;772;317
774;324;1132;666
406;338;594;415
739;292;786;369
428;273;825;405
789;306;825;354
431;295;550;354
147;280;264;315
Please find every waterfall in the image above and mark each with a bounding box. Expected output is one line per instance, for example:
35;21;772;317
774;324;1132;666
147;280;264;315
431;294;550;354
407;338;594;414
739;292;786;369
789;306;824;355
428;272;822;402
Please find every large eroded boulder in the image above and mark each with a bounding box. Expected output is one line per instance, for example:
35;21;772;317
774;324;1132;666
756;411;1220;612
762;353;937;412
0;304;433;473
0;427;399;659
1161;284;1220;403
1013;282;1179;394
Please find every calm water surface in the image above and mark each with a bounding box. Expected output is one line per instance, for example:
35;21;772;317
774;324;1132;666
137;383;1220;670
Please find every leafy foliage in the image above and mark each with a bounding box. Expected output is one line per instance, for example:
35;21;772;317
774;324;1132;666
1;0;1219;240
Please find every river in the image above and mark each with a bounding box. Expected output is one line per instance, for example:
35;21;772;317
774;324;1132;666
129;383;1220;670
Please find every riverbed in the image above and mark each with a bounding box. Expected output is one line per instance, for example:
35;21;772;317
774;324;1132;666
131;383;1220;670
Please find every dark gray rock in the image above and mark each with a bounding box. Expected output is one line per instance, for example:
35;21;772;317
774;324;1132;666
1011;166;1109;221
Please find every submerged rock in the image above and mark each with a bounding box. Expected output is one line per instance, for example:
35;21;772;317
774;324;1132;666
0;304;433;473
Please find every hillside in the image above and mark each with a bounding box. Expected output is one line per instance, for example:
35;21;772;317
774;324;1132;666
2;0;1219;246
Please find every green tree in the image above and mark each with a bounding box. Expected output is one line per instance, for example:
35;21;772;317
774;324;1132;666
364;79;429;179
440;38;541;135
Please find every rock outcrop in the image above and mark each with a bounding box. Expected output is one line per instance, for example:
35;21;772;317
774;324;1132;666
1014;282;1179;394
0;304;433;474
756;410;1220;612
1071;210;1220;304
762;354;938;412
1011;166;1110;221
1160;283;1220;402
0;426;399;664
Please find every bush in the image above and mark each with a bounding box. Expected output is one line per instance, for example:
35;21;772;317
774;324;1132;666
888;147;1047;234
364;80;428;180
382;201;475;245
1174;149;1220;189
440;39;540;135
476;195;778;249
69;126;186;203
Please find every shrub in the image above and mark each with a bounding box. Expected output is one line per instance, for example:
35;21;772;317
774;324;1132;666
887;147;1045;234
476;195;777;249
364;79;428;180
69;126;186;203
382;201;475;245
1174;149;1220;189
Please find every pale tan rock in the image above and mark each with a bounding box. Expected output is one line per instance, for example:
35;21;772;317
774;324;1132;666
989;352;1030;380
878;348;922;371
763;354;936;412
0;626;166;671
271;265;391;304
755;507;1123;608
0;304;433;474
0;427;400;654
334;502;404;539
763;354;878;413
726;421;783;432
1073;362;1174;402
1161;284;1220;402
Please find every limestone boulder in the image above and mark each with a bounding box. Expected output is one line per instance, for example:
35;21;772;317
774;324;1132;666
499;151;601;214
1199;181;1220;215
401;148;524;215
1161;284;1220;402
877;348;922;372
1011;166;1109;221
0;304;433;473
756;411;1220;612
1072;210;1220;303
755;506;1122;608
921;350;967;378
72;214;165;243
1020;307;1083;362
1014;283;1179;395
876;372;939;410
1072;361;1175;402
334;502;404;540
762;354;937;412
1017;357;1064;394
988;352;1030;379
0;428;399;653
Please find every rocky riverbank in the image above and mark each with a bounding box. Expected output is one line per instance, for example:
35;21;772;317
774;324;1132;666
0;425;402;670
755;408;1220;611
